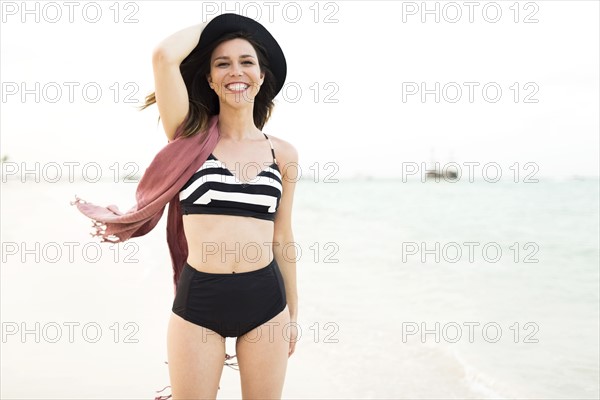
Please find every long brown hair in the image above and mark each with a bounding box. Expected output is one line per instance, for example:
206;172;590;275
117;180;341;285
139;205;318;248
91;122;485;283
138;31;277;139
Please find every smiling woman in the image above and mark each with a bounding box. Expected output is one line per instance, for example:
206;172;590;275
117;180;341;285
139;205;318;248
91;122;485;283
137;13;297;400
140;14;298;400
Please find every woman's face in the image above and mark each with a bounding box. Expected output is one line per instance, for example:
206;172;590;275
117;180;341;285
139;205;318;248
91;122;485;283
207;38;265;108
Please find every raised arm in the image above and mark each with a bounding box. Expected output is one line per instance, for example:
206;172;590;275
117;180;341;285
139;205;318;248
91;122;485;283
151;22;208;141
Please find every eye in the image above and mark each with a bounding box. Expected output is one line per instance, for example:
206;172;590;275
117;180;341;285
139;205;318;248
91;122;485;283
217;63;228;67
243;61;254;65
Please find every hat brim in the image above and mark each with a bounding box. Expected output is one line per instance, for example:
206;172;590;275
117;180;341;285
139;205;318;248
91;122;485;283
181;13;287;100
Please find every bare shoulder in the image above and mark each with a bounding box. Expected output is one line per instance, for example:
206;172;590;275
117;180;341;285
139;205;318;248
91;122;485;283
267;134;299;169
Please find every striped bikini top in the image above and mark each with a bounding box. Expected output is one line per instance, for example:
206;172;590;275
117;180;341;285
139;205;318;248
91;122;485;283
179;133;282;221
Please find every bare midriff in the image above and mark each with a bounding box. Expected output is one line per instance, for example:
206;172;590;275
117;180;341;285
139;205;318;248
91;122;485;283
182;214;275;274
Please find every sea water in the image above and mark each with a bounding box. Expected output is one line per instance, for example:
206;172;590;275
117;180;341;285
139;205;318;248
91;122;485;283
290;177;599;399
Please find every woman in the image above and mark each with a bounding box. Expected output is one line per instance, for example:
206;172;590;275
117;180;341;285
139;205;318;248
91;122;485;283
146;14;299;399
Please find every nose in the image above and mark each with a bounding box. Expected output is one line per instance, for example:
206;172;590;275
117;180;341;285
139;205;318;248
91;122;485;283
230;62;243;77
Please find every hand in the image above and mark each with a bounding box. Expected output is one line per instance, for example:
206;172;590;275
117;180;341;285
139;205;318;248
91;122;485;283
288;320;298;357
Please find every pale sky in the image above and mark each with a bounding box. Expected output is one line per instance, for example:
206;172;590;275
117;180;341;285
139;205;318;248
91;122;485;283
1;0;598;180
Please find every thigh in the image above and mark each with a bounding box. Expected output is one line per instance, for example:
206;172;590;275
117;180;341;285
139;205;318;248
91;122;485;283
235;305;290;399
167;312;226;399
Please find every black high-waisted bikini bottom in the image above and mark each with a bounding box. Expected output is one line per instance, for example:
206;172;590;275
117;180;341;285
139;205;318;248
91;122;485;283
172;257;287;338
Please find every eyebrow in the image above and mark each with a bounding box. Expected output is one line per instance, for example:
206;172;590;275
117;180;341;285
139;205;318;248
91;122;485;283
213;55;256;62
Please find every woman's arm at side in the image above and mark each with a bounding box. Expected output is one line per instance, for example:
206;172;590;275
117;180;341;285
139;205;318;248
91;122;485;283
272;138;300;322
151;22;208;141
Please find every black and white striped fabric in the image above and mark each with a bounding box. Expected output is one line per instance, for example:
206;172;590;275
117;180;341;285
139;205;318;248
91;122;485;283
179;134;283;221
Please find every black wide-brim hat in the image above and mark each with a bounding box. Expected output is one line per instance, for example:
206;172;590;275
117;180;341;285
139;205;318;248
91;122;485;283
180;13;287;100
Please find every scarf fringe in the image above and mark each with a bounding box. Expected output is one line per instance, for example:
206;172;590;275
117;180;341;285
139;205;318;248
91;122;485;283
154;353;238;398
154;385;172;400
70;195;122;243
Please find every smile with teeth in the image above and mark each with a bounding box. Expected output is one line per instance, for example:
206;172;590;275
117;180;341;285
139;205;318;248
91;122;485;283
225;83;250;92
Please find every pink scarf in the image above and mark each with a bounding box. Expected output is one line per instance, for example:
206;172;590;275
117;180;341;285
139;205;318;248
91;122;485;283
71;114;241;398
70;114;220;295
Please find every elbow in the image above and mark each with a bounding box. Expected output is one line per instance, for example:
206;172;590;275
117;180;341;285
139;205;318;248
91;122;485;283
152;46;179;66
273;231;294;246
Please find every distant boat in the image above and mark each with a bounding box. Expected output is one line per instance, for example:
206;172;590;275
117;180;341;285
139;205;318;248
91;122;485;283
425;167;458;180
426;147;458;180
